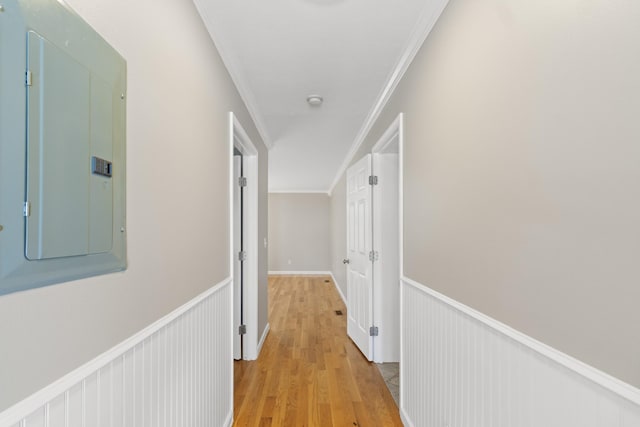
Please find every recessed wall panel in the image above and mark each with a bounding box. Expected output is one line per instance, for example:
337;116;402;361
0;0;126;295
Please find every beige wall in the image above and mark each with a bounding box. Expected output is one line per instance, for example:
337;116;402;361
269;193;331;272
329;177;348;297
337;0;640;386
0;0;268;411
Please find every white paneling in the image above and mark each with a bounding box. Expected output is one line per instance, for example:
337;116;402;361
67;384;82;427
132;346;143;427
87;374;99;426
0;279;233;427
24;408;44;427
123;349;134;427
401;277;640;427
48;395;65;426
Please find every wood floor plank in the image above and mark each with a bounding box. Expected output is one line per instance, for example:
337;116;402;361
233;275;403;427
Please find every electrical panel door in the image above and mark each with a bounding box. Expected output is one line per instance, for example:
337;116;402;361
0;0;126;295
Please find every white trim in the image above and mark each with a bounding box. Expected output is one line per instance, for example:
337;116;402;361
371;114;403;364
399;269;406;411
371;117;401;153
400;408;413;427
192;1;273;150
0;277;232;426
401;275;640;407
230;112;260;361
397;114;405;407
268;190;330;195
398;115;404;279
268;271;331;276
328;0;450;194
224;412;233;427
329;272;347;305
257;323;270;356
230;122;239;361
233;118;257;156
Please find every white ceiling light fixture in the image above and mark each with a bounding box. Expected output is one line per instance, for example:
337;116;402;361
306;95;323;106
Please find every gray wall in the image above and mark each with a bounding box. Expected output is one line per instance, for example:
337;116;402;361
330;177;347;297
0;0;269;411
269;193;331;272
333;0;640;387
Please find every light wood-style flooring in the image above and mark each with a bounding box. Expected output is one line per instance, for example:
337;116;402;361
233;275;403;427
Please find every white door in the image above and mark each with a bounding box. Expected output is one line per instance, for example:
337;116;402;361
346;154;374;360
372;152;400;363
233;153;243;360
230;113;261;360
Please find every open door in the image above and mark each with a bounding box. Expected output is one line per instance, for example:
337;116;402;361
233;151;244;360
346;154;374;360
230;112;260;360
371;113;402;363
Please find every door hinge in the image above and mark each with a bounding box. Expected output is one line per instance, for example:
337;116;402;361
238;176;247;187
369;175;378;186
369;250;379;262
369;326;379;337
238;251;247;261
25;70;33;87
239;324;247;335
23;201;31;217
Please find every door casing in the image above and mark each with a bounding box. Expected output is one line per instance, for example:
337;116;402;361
371;113;403;363
229;113;259;360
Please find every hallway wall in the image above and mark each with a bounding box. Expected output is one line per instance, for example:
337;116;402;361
268;193;331;273
329;176;348;297
331;0;640;392
0;0;268;412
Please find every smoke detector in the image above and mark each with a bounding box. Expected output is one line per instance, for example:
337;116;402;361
306;95;323;106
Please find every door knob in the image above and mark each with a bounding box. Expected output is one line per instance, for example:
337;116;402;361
343;259;350;264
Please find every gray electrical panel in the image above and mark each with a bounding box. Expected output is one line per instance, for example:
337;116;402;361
0;0;127;295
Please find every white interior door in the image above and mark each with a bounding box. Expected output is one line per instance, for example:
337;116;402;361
346;154;374;360
371;113;403;364
233;153;243;360
372;152;400;363
230;113;261;361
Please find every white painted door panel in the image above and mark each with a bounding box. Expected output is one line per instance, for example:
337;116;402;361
346;154;373;360
372;152;400;363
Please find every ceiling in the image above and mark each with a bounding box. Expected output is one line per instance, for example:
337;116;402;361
193;0;447;193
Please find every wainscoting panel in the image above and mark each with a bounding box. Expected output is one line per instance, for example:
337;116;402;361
0;278;233;427
400;277;640;427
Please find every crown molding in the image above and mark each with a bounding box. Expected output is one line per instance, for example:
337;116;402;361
328;0;450;194
193;1;274;150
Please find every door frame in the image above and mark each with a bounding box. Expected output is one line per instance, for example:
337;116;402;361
229;112;259;360
346;154;375;361
371;113;404;365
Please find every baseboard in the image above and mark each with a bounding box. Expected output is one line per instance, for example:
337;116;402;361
0;278;234;427
257;322;270;356
268;270;331;276
399;407;414;427
224;411;233;427
400;276;640;426
329;272;347;305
